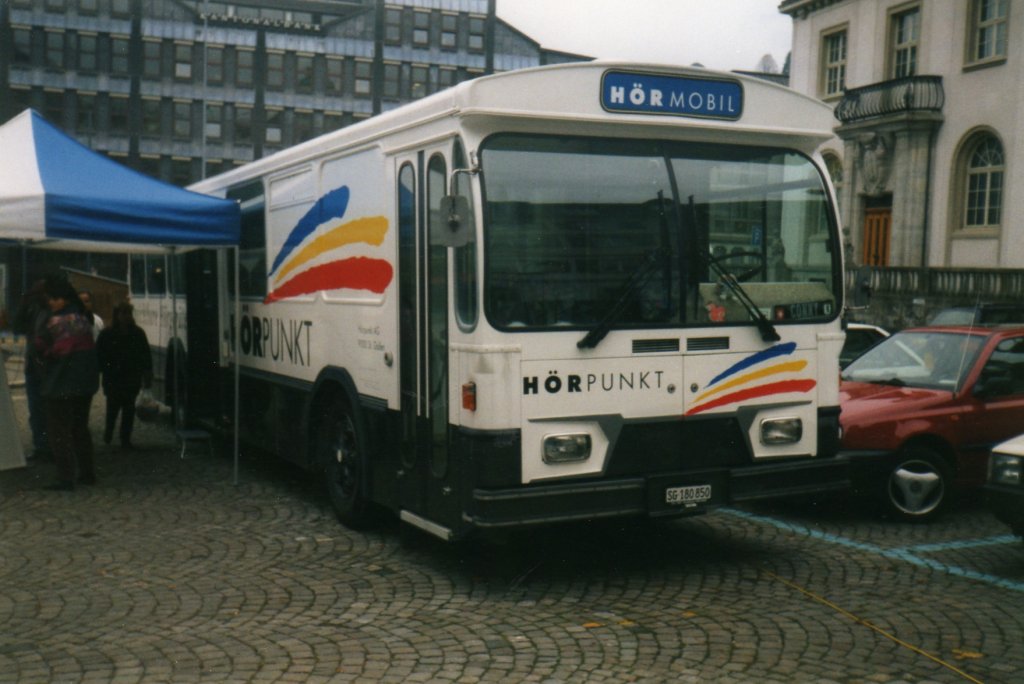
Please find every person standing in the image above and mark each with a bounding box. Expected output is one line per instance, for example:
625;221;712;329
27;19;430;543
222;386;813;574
35;275;99;490
96;302;152;449
13;280;51;460
78;290;105;340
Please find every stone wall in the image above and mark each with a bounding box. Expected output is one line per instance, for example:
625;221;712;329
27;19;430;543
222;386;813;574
844;267;1024;331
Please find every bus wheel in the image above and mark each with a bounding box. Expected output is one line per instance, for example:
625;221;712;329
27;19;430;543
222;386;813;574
882;446;949;522
319;398;374;529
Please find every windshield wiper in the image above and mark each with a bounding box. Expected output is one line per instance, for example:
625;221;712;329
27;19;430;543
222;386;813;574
577;247;667;349
874;377;907;387
688;195;779;343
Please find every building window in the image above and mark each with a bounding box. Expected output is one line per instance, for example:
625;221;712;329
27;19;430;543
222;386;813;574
142;98;162;136
206;46;224;85
45;0;65;12
294;110;314;143
326;57;344;95
323;112;343;133
383;62;401;99
173;101;192;140
110;95;129;135
441;13;457;50
12;27;32;67
385;7;403;44
78;0;98;14
43;90;64;127
236;48;255;88
174;43;193;81
143;40;162;79
468;15;485;53
110;0;130;19
205;103;223;140
413;11;430;46
438;67;456;91
265;107;283;146
45;30;65;70
964;135;1004;229
77;33;98;72
821;29;847;97
76;92;97;133
234;105;253;144
266;51;285;91
890;6;920;78
296;54;315;94
170;158;192;187
968;0;1008;64
111;36;130;76
355;59;372;97
411;64;429;99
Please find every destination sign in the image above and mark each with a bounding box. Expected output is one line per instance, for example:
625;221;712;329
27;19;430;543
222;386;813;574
601;70;743;121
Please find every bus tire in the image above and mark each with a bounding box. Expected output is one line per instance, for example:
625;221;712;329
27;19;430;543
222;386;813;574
881;445;950;522
318;396;375;530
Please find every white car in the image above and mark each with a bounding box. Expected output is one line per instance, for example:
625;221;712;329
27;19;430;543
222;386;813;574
985;433;1024;539
840;322;890;369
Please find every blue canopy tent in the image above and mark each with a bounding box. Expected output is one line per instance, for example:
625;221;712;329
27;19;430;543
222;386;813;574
0;109;239;249
0;109;242;477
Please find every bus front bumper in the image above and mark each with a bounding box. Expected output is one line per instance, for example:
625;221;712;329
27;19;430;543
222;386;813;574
466;457;850;529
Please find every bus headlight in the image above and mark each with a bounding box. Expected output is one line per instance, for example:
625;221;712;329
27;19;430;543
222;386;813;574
990;453;1023;486
543;434;592;464
760;417;802;445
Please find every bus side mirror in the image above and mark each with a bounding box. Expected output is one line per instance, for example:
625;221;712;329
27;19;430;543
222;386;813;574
435;195;473;247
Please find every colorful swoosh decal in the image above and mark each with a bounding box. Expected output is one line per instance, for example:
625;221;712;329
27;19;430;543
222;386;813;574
273;216;388;285
687;379;817;416
264;185;394;304
268;186;350;278
685;342;816;416
265;258;393;303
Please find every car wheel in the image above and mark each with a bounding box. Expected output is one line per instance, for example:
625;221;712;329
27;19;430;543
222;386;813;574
317;397;374;529
882;446;950;522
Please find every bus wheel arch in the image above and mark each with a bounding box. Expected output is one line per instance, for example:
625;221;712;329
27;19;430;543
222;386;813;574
309;370;377;529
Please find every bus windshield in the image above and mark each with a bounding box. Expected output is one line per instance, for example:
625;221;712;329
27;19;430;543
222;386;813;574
481;134;839;331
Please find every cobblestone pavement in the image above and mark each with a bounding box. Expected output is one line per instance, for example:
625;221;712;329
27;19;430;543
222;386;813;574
2;350;1024;683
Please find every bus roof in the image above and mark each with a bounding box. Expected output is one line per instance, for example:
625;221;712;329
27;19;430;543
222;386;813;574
191;61;835;195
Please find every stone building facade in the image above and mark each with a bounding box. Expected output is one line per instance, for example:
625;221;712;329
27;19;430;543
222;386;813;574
781;0;1020;272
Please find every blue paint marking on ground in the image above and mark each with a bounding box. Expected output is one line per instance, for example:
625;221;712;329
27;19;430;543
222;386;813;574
722;508;1024;594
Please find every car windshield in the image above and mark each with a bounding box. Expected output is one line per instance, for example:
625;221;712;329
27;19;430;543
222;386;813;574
842;330;987;390
480;134;840;331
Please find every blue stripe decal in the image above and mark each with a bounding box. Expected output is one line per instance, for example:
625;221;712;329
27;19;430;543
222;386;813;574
707;342;797;388
268;186;350;278
722;508;1024;593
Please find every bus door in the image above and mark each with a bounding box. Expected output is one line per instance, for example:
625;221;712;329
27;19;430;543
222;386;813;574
184;249;221;424
396;148;457;530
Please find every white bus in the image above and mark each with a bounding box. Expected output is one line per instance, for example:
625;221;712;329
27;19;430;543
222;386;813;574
188;62;847;540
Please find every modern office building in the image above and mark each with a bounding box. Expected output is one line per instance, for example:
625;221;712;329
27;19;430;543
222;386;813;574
0;0;584;318
781;0;1019;270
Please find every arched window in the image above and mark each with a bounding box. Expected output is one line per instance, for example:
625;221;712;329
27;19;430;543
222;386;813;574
964;135;1004;229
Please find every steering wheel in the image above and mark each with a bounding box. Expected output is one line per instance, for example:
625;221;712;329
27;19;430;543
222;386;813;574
708;250;765;282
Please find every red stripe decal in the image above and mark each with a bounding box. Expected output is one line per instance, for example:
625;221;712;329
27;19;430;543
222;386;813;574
685;379;817;416
264;257;393;303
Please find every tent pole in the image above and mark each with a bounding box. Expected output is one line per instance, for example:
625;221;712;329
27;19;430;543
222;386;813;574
170;249;181;432
233;245;240;486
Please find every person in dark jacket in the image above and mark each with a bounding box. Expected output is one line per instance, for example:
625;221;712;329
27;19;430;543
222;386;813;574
96;301;152;449
35;275;99;490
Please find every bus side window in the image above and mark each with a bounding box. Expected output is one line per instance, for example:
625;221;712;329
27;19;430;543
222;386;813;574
147;255;166;296
452;138;477;331
130;254;146;296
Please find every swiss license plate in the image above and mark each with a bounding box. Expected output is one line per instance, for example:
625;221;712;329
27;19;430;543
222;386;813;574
665;484;712;506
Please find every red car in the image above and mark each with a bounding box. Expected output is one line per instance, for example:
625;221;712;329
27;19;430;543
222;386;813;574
840;325;1024;521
